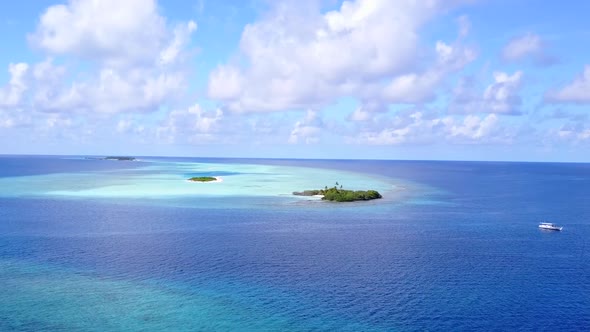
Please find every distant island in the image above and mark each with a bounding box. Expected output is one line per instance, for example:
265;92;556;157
104;156;136;161
84;156;137;161
188;176;218;182
293;183;382;202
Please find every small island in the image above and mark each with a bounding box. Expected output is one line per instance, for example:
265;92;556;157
104;156;136;161
293;183;382;202
188;176;218;182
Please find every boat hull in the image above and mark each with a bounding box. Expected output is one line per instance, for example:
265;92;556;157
538;226;563;231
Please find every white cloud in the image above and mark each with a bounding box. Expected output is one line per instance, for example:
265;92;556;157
157;104;224;143
348;100;389;122
381;41;476;103
502;33;542;61
289;110;323;144
448;114;499;141
8;0;198;115
353;111;451;145
30;0;168;68
353;112;437;145
0;63;29;108
45;113;73;129
545;65;590;104
208;65;244;101
0;0;206;145
0;109;32;129
188;104;223;133
348;108;372;122
548;121;590;144
451;71;524;115
159;21;198;66
350;111;511;145
501;33;555;66
483;71;523;113
31;66;185;113
349;107;376;122
208;0;470;112
381;72;441;104
350;40;477;121
115;118;146;136
0;63;32;130
32;58;65;83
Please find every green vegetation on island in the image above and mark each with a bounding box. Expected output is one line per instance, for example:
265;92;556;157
293;182;382;202
188;176;217;182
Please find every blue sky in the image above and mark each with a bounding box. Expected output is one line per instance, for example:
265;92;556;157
1;0;589;161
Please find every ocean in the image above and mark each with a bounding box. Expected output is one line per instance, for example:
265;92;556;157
0;155;588;331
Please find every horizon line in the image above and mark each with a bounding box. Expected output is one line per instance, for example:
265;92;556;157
1;153;589;165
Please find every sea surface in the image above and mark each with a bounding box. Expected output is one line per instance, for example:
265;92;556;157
0;155;588;331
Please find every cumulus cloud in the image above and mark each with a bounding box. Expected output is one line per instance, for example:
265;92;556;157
0;63;29;108
289;110;323;144
351;111;511;145
381;41;476;104
208;65;244;101
44;113;73;129
348;107;372;122
547;120;590;144
0;63;34;129
159;21;198;66
157;104;224;143
114;116;147;136
33;66;185;113
545;65;590;104
208;0;471;112
5;0;198;115
349;40;477;121
447;114;499;141
451;71;524;115
29;0;168;68
482;71;523;113
352;111;446;145
348;100;389;122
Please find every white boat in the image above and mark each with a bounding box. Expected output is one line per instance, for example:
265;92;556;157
538;222;563;231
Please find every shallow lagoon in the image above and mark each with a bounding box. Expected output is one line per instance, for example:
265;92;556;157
0;158;398;203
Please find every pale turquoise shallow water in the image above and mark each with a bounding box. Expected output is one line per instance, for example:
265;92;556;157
0;158;399;201
1;156;588;331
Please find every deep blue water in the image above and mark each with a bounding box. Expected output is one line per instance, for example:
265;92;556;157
0;156;589;331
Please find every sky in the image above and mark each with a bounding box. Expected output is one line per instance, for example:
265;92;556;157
0;0;589;161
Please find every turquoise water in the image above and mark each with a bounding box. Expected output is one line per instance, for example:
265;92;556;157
0;156;589;331
0;158;398;201
0;259;346;331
